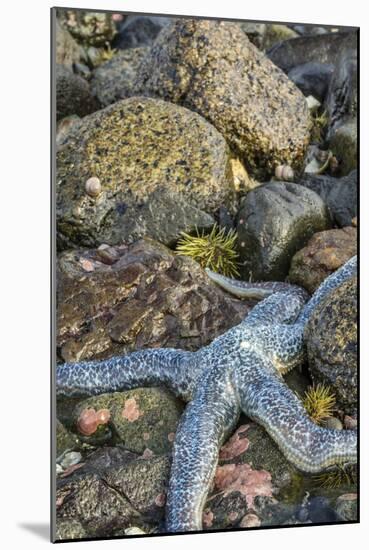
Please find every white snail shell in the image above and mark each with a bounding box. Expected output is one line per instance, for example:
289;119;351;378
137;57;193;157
274;165;294;182
85;176;102;197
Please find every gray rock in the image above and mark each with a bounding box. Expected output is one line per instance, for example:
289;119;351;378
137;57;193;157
305;276;357;414
334;493;358;521
55;518;88;540
55;19;85;69
113;15;171;49
299;170;357;227
56;65;100;120
236;182;331;280
56;419;80;459
133;19;311;180
56;97;236;248
90;47;149;107
288;62;334;101
268;31;356;73
329;120;357;176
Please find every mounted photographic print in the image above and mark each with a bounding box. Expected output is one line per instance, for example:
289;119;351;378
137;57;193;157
51;7;359;542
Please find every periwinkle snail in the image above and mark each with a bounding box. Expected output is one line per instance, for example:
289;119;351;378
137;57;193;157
274;165;294;181
85;176;102;197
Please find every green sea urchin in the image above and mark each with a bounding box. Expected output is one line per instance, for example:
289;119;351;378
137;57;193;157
303;383;336;425
175;224;240;277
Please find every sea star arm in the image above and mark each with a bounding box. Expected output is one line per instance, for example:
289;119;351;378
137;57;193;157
234;357;357;473
244;290;308;326
166;369;240;532
205;267;306;301
296;255;357;327
56;348;198;401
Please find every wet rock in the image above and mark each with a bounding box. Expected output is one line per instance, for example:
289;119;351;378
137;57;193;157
90;47;149;107
289;226;357;292
72;388;183;455
56;450;170;537
56;65;100;120
329;120;357;176
288;63;334;102
299;170;357;227
267;31;356;73
55;19;85;69
56;97;236;248
134;19;311;180
334;493;358;521
57;239;252;362
57;10;116;48
113;15;170;49
55;518;88;540
56;419;80;459
305;276;357;414
236;182;331;280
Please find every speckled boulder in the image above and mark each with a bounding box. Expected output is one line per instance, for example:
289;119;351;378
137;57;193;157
55;518;88;541
56;65;100;120
300;170;357;228
56;449;170;537
72;388;183;455
90;47;149;107
57;10;116;47
57;239;252;363
56;97;237;248
133;19;311;180
289;227;357;293
305;276;357;414
236;182;331;280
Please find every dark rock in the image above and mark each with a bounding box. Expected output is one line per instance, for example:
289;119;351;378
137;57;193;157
300;170;357;227
267;31;356;73
56;239;252;363
56;65;100;120
56;97;236;248
236;182;331;280
133;19;311;180
289;226;357;292
57;10;116;48
72;388;183;455
90;47;149;107
288;63;334;102
329;121;357;176
325;33;358;137
56;451;170;537
305;276;357;414
113;15;170;49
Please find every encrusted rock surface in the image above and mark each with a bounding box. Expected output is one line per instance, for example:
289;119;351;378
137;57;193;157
133;19;311;180
56;97;236;248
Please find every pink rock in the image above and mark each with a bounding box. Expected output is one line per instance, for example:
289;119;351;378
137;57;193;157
219;424;250;460
122;397;142;422
77;408;98;435
141;448;154;459
155;493;166;507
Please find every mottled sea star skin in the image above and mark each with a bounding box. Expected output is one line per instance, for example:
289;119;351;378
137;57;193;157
56;255;357;533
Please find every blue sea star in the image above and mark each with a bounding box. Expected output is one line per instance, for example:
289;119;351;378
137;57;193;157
56;255;357;533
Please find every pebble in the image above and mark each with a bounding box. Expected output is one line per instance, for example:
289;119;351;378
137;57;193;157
60;451;82;469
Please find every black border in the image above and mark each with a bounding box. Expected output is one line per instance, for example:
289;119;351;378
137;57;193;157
51;6;360;544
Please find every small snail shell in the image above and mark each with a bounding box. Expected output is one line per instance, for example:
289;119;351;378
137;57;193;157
85;176;102;197
275;165;294;182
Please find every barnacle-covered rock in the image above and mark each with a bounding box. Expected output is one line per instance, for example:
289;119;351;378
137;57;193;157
133;19;311;180
56;97;237;248
57;9;116;47
55;19;86;69
305;276;357;414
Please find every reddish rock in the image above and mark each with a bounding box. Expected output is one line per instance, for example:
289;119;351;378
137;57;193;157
289;226;357;293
